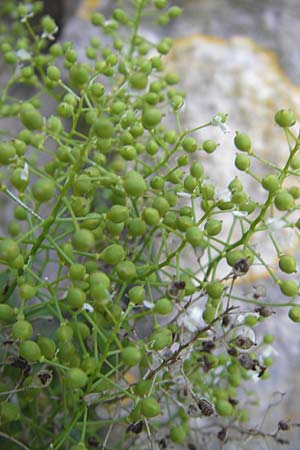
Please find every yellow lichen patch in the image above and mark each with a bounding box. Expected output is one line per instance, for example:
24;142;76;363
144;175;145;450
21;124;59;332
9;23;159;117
77;0;101;20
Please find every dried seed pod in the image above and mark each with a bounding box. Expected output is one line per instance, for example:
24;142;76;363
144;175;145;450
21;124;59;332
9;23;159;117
231;335;256;350
187;403;199;417
228;347;238;357
126;421;143;434
238;354;254;370
195;397;214;416
255;306;273;317
233;258;250;276
201;340;215;352
228;397;239;406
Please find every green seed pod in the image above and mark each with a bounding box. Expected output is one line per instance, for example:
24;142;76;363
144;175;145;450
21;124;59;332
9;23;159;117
274;191;294;211
206;282;224;299
115;261;137;280
0;402;19;423
32;178;55;203
71;321;90;340
279;255;297;274
107;205;129;223
262;174;280;192
186;227;204;247
72;229;95;252
176;216;194;232
121;346;142;367
124;170;147;197
47;65;61;81
228;177;243;193
150;328;172;350
90;284;110;305
94;118;114;139
142;107;162;129
130;72;148;90
150;176;165;190
100;244;125;265
244;314;258;326
274;109;296;127
65;368;88;388
66;287;86;309
0;238;20;262
184;175;197;192
154;298;173;315
279;280;298;297
170;426;186;444
0;304;15;322
142;207;160;226
140;397;161;417
204;219;222;236
19;340;42;362
134;379;152;397
182;137;198;153
127;218;146;236
69;264;86;281
190;161;204;179
56;324;74;342
18;283;36;300
203;306;216;323
202;139;218;153
0;142;16;165
234;132;251;152
128;286;145;305
69;63;89;86
225;250;244;267
20;107;43;130
37;336;56;360
81;356;97;374
152;196;170;216
12;320;32;340
215;399;234;416
288;305;300;322
235;153;250;171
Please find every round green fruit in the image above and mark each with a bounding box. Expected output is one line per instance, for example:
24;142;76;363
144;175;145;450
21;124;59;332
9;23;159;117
140;397;161;417
65;368;88;388
0;238;20;262
279;255;297;274
262;174;280;192
170;426;186;444
121;346;142;366
72;229;95;252
37;336;56;360
12;320;33;340
154;298;173;315
0;402;19;422
185;227;204;247
124;171;147;197
0;304;15;322
274;109;296;127
274;191;294;211
128;286;145;305
234;132;251;152
19;340;41;362
115;261;137;280
66;287;86;309
280;279;298;297
101;244;125;265
32;178;55;203
142;107;162;129
206;281;224;299
20;107;43;130
288;306;300;322
215;399;234;416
